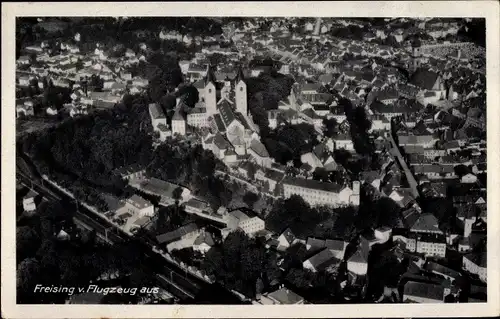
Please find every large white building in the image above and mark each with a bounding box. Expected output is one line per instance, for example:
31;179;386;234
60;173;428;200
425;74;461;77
401;212;447;258
283;177;360;207
222;209;265;238
124;194;155;218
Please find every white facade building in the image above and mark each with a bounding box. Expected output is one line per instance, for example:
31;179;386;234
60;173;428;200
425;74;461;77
124;194;155;218
283;177;360;207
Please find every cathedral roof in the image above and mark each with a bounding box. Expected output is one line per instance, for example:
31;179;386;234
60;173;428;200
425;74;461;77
218;99;237;127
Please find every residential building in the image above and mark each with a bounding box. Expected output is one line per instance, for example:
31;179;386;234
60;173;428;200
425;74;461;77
113;165;145;181
184;198;213;216
248;139;272;168
334;134;355;151
23;190;38;212
172;109;186;136
193;231;215;255
124;194;155;218
255;167;285;192
403;281;447;303
254;287;305;305
187;106;209;128
347;245;369;275
277;228;298;251
303;248;339;273
283;177;360;207
157;223;201;250
149;103;167;132
136;178;191;206
223;209;265;237
406;232;447;258
463;251;487;282
423;261;461;284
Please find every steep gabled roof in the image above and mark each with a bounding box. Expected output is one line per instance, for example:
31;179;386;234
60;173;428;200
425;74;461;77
218;99;237;127
410;68;440;90
213;133;231;150
304;248;338;271
277;225;294;240
250;139;270;157
205;64;216;86
235;66;245;84
411;213;441;233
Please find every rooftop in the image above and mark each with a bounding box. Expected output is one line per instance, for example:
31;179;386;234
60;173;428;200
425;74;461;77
156;223;199;244
403;281;444;302
149;103;165;120
250;139;270;157
410;213;442;233
267;287;304;304
126;194;152;210
283;176;344;193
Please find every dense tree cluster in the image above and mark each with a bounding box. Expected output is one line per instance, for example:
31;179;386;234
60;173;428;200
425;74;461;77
277;242;342;303
355;195;403;230
21;94;153;207
341;98;374;156
201;230;267;298
322;118;339;138
246;71;295;137
265;195;353;239
16;201;152;303
147;52;184;103
263;123;319;165
147;140;232;208
329;25;370;41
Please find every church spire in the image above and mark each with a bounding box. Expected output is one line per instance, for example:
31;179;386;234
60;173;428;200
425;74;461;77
205;64;216;86
235;66;245;84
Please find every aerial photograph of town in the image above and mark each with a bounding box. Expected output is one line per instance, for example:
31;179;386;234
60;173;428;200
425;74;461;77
14;16;487;305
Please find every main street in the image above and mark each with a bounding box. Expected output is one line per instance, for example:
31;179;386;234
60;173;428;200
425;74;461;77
16;150;245;304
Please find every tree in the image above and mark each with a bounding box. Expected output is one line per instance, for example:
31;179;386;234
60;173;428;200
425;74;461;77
172;186;184;203
159;94;177;112
208;53;226;66
243;191;259;208
176;85;199;108
265;195;323;236
75;59;84;71
17;226;40;262
246;162;257;180
17;258;41;301
322;118;338;137
313;167;330;183
454;164;470;178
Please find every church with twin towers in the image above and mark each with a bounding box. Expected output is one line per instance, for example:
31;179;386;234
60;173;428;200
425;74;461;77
179;64;270;166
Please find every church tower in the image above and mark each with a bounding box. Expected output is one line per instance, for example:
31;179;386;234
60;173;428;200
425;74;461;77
234;67;248;115
235;67;247;115
205;65;217;116
313;18;322;36
410;38;422;74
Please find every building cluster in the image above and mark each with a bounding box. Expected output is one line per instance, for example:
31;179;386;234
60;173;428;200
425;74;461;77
19;17;488;304
144;18;486;303
16;37;150;119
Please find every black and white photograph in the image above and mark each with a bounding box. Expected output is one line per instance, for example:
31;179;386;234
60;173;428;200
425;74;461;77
2;2;499;318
